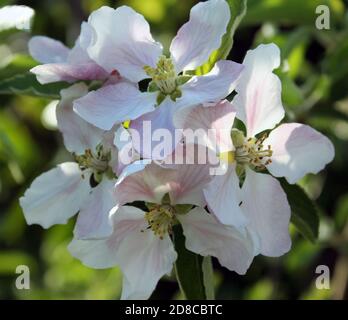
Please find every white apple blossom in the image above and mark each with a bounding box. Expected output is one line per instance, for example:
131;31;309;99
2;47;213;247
177;43;335;257
73;0;244;158
20;84;120;239
69;161;256;299
29;22;109;84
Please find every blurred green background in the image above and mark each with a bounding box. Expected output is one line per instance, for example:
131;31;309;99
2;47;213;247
0;0;348;300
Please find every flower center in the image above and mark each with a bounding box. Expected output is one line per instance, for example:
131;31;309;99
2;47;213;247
145;204;175;239
144;56;177;94
144;55;187;103
232;129;273;170
218;130;273;170
75;144;112;182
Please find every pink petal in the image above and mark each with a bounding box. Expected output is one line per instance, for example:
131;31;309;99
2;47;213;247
178;207;255;275
115;161;212;207
170;0;230;72
73;82;157;130
233;43;284;137
30;62;108;84
265;123;335;184
87;6;163;82
241;168;291;257
175;100;235;153
28;36;69;64
19;162;90;228
114;160;167;206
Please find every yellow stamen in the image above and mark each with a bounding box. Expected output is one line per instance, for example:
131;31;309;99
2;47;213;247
219;151;236;164
144;204;175;239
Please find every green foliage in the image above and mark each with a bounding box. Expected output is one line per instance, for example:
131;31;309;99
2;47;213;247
280;179;319;243
173;225;214;299
0;73;66;99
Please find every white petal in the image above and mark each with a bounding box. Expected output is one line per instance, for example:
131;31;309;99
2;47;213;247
265;123;335;184
178;207;255;274
130;98;179;160
28;36;69;64
170;0;230;72
117;225;176;300
204;165;248;228
233;43;284;137
74;179;116;240
175;100;235;153
56;83;104;154
87;6;163;82
114;126;140;175
241;168;291;257
69;205;177;300
19;162;90;228
174;60;243;126
68;22;97;65
68;206;146;269
73;82;157;130
0;5;34;31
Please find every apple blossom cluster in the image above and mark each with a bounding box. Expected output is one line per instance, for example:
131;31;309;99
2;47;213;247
20;0;334;299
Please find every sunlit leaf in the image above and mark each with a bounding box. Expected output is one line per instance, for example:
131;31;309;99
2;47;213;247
0;73;67;99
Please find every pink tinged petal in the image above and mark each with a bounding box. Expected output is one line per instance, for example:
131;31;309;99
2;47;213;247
19;162;90;229
233;43;284;137
74;179;116;240
265;123;335;184
87;6;163;82
241;168;291;257
175;100;236;153
68;206;146;269
174;60;243;126
178;207;255;275
114;160;167;206
170;0;230;73
204;165;248;228
30;62;108;84
73;82;157;130
130;98;179;160
56;83;104;154
166;164;213;207
28;36;69;64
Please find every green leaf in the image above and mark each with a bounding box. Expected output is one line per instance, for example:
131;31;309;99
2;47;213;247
243;0;345;27
0;73;67;99
280;179;319;243
173;224;214;299
195;0;247;75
